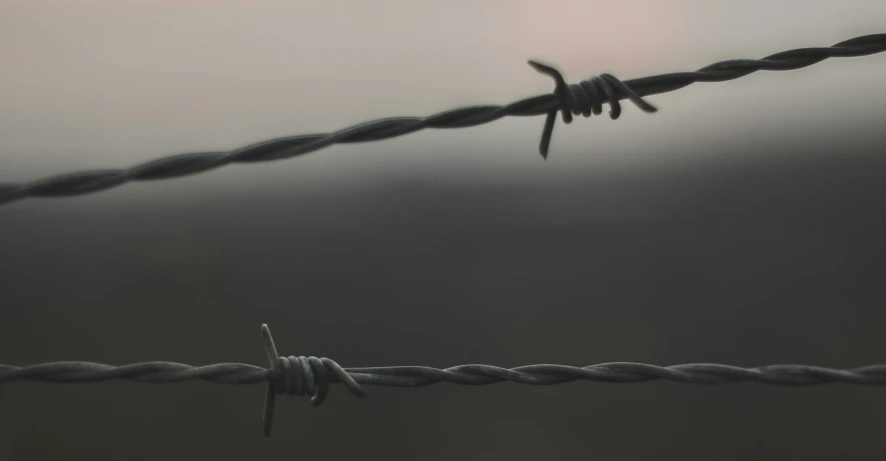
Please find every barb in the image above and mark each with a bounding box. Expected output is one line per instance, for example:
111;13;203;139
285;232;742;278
3;325;886;437
0;34;884;206
527;60;658;158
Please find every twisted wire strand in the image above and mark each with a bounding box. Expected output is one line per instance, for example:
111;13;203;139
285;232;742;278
1;34;884;206
3;324;886;436
7;361;886;386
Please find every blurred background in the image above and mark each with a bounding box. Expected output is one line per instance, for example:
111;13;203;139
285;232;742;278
2;1;886;459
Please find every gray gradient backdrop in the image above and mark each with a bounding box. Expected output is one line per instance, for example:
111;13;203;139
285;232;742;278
2;1;886;460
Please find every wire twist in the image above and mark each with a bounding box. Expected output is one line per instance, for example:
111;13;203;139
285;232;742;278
4;324;886;436
0;34;884;206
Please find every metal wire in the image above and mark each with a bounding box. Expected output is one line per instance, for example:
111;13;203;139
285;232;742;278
1;34;884;207
3;324;886;437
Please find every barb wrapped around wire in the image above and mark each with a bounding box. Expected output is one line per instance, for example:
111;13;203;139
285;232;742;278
4;325;886;437
260;324;367;436
528;60;657;158
0;34;885;206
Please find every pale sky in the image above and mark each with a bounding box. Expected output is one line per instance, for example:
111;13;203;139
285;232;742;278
1;0;884;197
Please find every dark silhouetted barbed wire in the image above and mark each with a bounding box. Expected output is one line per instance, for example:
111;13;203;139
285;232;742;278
0;34;884;207
3;324;886;437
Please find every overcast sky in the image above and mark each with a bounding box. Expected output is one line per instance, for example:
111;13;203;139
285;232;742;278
1;0;885;200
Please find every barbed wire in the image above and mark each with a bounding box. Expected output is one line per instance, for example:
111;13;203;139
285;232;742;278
0;34;884;207
2;324;886;437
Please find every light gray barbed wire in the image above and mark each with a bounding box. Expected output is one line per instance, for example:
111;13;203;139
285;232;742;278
1;34;885;207
3;325;886;437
